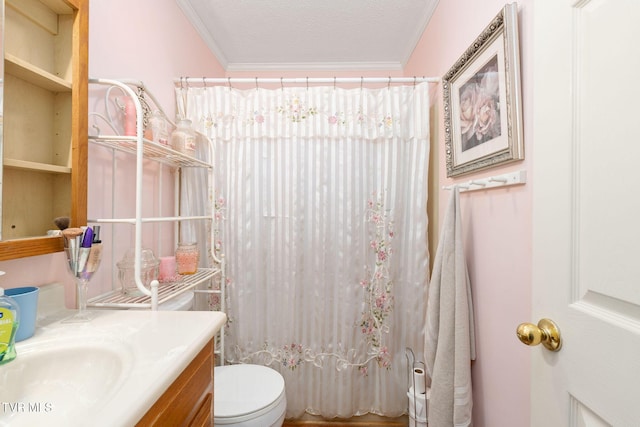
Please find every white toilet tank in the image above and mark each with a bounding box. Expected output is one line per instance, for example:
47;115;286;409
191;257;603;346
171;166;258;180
127;291;194;311
156;290;194;311
214;364;286;426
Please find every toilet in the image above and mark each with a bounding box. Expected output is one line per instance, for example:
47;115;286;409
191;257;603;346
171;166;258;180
142;291;287;426
213;364;287;426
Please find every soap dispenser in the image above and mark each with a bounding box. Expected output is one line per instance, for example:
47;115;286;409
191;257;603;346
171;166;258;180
0;284;20;365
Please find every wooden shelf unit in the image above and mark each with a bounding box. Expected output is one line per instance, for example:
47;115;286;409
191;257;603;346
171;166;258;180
1;0;87;249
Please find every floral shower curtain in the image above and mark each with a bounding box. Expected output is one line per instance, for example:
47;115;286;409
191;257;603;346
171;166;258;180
178;82;431;418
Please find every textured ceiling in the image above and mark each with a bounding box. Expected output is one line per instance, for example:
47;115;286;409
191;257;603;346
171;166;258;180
176;0;440;71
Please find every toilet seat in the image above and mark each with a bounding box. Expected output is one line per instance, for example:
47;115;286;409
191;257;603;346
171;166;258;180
214;364;286;426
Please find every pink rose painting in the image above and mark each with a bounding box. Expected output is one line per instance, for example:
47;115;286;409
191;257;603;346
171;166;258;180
458;55;502;151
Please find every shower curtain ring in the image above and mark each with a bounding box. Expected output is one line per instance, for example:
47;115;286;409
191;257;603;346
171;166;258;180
306;77;309;90
203;77;206;88
281;77;284;92
227;77;232;91
388;76;391;90
255;77;259;90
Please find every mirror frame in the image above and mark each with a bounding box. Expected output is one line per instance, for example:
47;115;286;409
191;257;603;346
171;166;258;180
0;0;87;261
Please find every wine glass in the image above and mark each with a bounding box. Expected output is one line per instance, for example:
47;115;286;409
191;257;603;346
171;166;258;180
62;228;102;323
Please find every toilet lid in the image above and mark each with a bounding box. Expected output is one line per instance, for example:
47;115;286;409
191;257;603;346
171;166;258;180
214;364;285;420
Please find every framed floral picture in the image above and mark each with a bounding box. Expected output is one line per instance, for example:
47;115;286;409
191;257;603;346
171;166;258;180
443;2;524;177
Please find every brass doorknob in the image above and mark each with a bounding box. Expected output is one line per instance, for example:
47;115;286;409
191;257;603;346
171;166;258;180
516;318;562;352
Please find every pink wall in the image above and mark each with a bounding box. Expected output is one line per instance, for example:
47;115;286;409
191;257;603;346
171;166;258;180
0;0;533;423
405;1;534;426
88;0;225;118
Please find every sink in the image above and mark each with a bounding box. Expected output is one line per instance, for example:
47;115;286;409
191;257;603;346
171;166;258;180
0;292;226;427
0;335;133;426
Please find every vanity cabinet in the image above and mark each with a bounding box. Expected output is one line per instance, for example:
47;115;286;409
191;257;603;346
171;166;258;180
136;338;214;426
0;0;88;258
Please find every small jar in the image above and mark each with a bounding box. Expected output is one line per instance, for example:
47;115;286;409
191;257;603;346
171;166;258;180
170;118;196;156
175;243;199;275
149;111;170;147
117;248;160;295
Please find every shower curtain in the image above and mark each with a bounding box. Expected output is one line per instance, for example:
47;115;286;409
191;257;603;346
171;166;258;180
178;82;431;418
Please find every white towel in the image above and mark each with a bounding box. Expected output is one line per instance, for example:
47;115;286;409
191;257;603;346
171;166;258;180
425;187;476;427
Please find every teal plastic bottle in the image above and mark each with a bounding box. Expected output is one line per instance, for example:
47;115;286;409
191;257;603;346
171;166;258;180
0;287;20;365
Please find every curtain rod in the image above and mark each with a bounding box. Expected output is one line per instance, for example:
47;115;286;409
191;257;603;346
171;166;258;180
174;76;439;87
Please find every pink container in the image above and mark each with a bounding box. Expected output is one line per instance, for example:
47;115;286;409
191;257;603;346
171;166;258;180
175;243;199;275
159;256;179;282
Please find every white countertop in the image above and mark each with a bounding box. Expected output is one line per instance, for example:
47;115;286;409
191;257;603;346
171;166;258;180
0;308;226;427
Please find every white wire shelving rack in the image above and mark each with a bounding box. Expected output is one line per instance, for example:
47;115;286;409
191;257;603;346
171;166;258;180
85;79;226;364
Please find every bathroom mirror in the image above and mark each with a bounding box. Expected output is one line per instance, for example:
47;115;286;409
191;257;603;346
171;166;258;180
0;0;88;261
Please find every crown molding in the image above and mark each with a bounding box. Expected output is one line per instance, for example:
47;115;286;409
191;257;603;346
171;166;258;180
177;0;439;73
226;61;404;72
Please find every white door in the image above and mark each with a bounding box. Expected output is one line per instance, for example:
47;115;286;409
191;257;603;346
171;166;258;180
532;0;640;426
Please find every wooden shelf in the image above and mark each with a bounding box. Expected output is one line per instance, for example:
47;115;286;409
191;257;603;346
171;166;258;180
0;0;88;251
4;158;72;174
5;53;72;93
37;0;74;15
0;235;64;261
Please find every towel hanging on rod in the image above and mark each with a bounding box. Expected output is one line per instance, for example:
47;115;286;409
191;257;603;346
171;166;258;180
443;170;527;193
